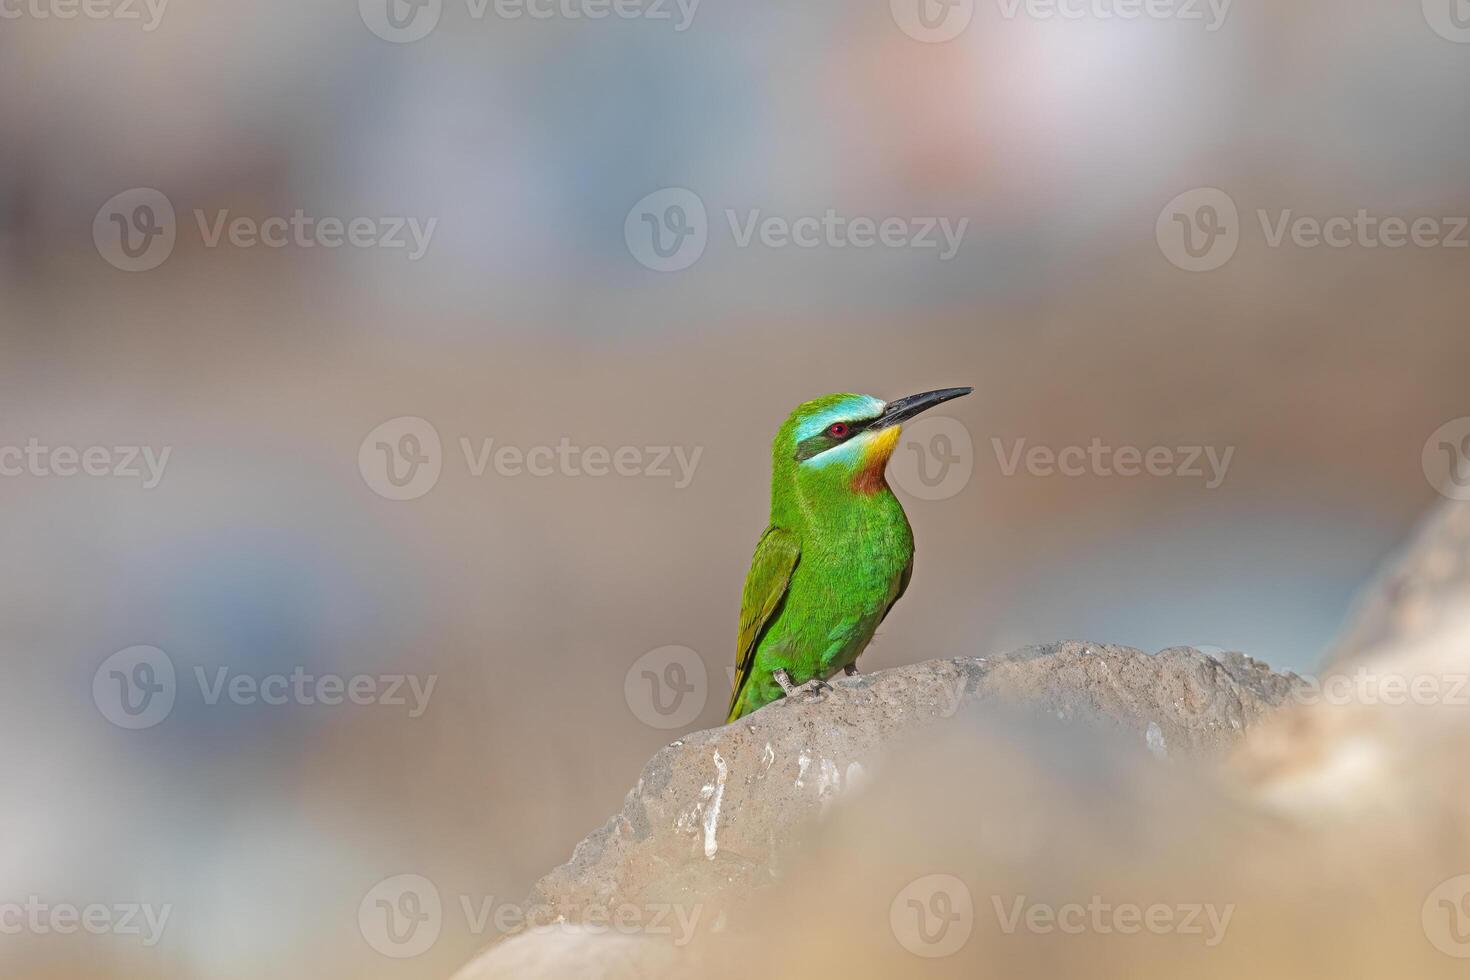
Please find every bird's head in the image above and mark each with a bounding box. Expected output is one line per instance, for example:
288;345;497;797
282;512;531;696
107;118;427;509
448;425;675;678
771;387;972;507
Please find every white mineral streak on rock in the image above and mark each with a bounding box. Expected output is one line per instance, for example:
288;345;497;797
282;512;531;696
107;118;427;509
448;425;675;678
703;750;728;859
815;758;842;812
679;780;716;836
795;749;812;789
1146;721;1168;759
844;760;870;794
818;758;840;797
761;743;776;775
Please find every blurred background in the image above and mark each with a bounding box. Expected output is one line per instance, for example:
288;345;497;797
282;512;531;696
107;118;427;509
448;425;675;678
2;0;1468;974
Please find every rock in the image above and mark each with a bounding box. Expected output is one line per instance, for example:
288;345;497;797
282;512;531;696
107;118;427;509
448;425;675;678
1231;499;1470;830
512;642;1301;930
451;928;680;980
1327;500;1470;666
454;503;1470;980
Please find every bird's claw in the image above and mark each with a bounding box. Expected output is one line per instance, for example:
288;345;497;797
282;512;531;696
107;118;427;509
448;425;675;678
772;669;831;702
843;663;860;676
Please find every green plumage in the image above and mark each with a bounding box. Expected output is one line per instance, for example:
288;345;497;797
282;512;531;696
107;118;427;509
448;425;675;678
726;392;924;721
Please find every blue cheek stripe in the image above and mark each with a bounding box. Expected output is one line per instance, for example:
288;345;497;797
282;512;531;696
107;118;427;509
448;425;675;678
804;433;873;470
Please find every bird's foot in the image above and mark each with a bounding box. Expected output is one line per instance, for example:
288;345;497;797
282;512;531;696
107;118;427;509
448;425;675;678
843;662;860;676
773;670;831;702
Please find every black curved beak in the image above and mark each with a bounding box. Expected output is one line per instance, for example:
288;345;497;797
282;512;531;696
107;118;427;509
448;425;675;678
873;387;973;430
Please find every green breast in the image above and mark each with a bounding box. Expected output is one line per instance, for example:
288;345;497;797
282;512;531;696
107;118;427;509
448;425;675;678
755;490;913;681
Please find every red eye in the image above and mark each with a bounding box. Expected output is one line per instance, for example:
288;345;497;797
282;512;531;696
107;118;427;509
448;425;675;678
827;422;850;438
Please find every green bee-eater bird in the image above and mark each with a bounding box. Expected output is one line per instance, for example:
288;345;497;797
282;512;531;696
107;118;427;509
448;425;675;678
726;387;972;722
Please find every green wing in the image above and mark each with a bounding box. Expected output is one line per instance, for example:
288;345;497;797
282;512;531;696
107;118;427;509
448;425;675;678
727;525;800;721
879;556;913;626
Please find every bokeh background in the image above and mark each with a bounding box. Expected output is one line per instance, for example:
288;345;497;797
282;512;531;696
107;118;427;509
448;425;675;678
2;0;1469;975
